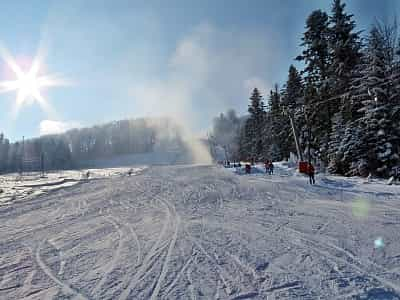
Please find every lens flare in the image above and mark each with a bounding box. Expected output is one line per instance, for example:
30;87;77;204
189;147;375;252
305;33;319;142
0;45;71;117
374;237;384;249
351;197;370;218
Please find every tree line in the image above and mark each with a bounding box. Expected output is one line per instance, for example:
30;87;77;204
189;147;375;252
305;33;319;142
0;118;184;173
210;0;400;178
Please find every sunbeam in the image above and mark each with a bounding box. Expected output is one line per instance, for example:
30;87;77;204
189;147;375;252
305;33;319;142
0;46;71;118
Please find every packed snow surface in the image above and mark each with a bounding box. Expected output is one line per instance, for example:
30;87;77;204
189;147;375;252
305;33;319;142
1;163;400;299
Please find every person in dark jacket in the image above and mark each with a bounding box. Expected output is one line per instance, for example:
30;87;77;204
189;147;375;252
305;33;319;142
245;164;251;174
269;162;274;175
308;163;315;185
265;160;270;174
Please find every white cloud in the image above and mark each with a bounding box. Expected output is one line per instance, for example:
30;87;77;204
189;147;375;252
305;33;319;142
39;120;80;136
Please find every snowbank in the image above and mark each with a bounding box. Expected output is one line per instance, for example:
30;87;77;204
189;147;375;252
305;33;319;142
0;167;145;206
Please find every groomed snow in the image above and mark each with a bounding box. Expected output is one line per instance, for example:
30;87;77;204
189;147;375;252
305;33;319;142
1;164;400;299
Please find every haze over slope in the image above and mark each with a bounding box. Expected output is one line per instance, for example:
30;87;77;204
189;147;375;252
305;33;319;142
0;117;212;174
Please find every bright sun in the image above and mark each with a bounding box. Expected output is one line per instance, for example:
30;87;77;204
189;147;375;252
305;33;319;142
18;73;39;99
0;46;69;117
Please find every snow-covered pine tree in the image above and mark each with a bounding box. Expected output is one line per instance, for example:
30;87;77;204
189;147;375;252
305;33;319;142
281;65;303;111
350;26;399;177
239;88;266;161
325;0;362;172
281;65;305;160
390;58;400;160
327;112;346;173
328;0;362;97
335;53;368;175
296;9;332;165
383;22;400;168
265;86;284;161
340;122;368;176
297;10;330;86
344;59;366;124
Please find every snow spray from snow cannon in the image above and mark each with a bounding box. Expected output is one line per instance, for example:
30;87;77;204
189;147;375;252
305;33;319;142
182;132;212;164
145;118;212;165
167;119;212;165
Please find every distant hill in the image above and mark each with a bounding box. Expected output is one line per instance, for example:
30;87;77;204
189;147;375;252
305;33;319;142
0;117;211;173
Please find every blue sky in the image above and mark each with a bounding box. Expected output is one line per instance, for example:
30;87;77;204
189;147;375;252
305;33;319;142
0;0;398;141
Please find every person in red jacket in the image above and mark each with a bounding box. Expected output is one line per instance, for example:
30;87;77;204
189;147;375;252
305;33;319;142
308;163;315;185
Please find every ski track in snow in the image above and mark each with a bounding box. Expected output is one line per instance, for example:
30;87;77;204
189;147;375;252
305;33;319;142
35;240;89;300
90;217;124;297
1;164;400;299
118;185;172;300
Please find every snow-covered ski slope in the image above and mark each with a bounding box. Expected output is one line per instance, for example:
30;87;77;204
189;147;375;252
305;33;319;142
1;164;400;299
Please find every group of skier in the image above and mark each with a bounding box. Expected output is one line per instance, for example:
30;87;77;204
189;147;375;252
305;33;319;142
221;158;315;185
264;160;274;175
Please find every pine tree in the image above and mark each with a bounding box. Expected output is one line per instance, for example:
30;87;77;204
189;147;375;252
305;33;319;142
297;9;332;165
297;10;330;86
344;59;366;123
266;86;285;161
282;65;304;110
340;122;367;176
327;112;346;173
239;88;266;161
281;65;304;160
390;60;400;162
383;22;400;166
326;0;363;173
346;26;399;177
327;0;362;172
328;0;362;96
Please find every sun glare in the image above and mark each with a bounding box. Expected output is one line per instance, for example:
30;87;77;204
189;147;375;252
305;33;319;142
0;46;70;117
19;73;38;96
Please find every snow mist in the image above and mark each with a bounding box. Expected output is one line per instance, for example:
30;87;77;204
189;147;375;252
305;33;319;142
146;118;212;165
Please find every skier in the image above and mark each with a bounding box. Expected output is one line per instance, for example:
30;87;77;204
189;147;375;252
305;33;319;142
269;161;274;175
245;163;251;174
265;160;270;174
308;163;315;185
